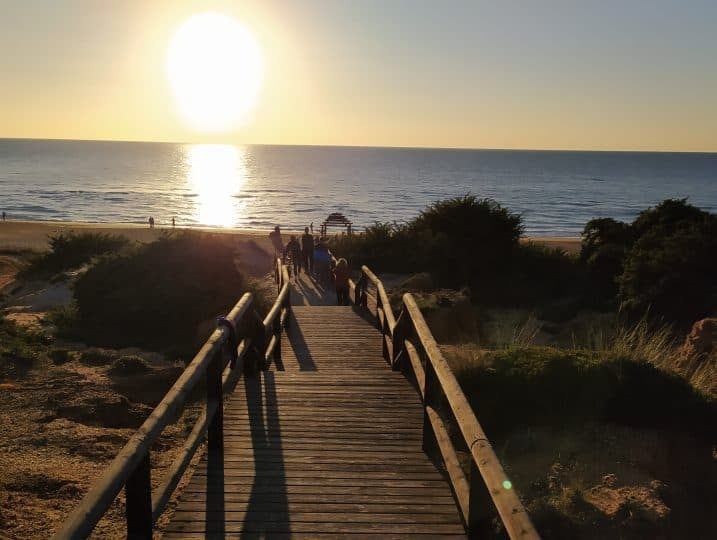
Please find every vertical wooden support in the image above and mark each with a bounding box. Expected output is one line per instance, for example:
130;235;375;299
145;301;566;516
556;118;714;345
283;292;291;330
207;348;223;451
468;458;493;538
391;312;405;371
125;452;152;539
273;314;282;363
422;359;439;456
375;293;383;331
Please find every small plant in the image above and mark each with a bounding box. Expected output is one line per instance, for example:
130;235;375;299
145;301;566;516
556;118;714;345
49;349;70;365
108;355;150;376
79;348;117;366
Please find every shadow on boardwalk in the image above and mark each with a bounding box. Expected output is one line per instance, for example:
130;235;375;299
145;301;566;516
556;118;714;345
241;373;290;535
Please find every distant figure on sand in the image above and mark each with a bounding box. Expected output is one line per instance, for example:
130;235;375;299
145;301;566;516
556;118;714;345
269;225;283;257
1;211;5;221
310;222;313;234
301;227;314;274
333;258;351;305
171;217;175;228
284;235;302;278
148;216;155;229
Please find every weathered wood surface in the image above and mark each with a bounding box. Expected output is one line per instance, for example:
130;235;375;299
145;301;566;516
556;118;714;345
164;306;465;538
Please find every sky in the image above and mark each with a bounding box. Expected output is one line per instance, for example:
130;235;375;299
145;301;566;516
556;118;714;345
0;0;715;151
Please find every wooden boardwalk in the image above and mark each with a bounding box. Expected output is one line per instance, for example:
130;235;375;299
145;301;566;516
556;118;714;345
163;302;466;538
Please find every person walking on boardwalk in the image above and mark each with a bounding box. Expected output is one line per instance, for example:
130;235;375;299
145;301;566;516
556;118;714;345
284;234;302;278
301;227;314;275
333;258;351;305
269;225;283;258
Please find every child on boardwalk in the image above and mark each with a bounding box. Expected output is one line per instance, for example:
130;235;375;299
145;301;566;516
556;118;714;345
332;258;351;305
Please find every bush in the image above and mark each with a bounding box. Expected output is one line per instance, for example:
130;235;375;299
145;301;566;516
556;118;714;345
79;348;117;366
580;218;633;307
415;196;523;289
72;233;246;355
451;347;716;440
109;355;150;376
50;349;70;365
578;199;717;324
618;212;717;325
20;232;129;278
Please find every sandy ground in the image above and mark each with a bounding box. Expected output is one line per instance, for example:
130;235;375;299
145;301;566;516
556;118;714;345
0;220;581;253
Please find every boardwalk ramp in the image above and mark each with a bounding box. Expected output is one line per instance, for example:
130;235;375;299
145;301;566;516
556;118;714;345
164;305;465;538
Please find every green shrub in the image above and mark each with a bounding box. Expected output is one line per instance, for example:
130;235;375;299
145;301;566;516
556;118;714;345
50;349;70;365
618;214;717;325
79;348;117;366
72;232;246;355
109;355;150;376
578;199;717;324
415;196;523;289
580;218;633;307
451;347;715;440
20;232;129;278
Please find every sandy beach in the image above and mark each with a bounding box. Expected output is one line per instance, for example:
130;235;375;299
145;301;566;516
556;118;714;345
0;220;581;253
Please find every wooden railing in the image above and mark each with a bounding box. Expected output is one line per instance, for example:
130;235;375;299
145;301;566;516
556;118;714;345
54;258;291;540
353;264;540;540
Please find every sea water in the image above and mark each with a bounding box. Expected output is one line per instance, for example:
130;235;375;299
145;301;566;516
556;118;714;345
1;139;715;236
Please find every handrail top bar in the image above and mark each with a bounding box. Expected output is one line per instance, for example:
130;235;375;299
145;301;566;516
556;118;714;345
53;292;254;540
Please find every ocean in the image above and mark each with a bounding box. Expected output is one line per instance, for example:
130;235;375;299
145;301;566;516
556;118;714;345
1;139;715;236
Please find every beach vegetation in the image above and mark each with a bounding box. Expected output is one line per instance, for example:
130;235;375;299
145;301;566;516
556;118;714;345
108;355;150;376
68;232;247;357
580;198;717;324
20;231;129;279
0;315;47;378
332;195;581;308
448;346;715;441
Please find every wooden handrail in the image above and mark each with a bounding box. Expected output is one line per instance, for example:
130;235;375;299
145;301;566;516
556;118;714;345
55;258;292;539
349;263;540;540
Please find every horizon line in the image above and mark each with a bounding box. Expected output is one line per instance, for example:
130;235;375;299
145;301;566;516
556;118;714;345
1;136;715;155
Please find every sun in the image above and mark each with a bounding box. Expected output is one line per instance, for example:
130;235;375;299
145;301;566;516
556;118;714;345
167;12;263;133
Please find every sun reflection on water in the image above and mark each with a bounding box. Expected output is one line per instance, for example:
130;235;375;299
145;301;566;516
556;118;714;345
185;144;245;227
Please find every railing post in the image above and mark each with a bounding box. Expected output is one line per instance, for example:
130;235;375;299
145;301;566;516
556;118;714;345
125;452;152;539
468;458;494;538
391;311;406;371
206;348;223;451
273;314;282;363
375;290;383;331
422;359;439;457
283;289;291;330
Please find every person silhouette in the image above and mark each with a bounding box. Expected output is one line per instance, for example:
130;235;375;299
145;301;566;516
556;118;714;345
148;216;155;229
172;217;176;228
269;225;283;257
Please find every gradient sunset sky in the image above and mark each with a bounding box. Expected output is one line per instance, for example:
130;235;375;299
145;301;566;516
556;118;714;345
1;0;715;151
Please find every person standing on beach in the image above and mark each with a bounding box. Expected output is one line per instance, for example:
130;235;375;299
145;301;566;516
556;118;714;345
301;227;314;275
148;216;155;229
310;222;313;234
171;217;175;228
1;211;5;221
269;225;283;258
333;258;351;305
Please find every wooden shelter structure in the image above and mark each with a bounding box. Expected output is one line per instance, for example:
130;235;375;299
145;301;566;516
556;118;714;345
320;212;353;236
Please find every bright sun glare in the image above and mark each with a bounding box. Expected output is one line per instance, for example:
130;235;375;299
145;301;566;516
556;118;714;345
167;12;263;133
